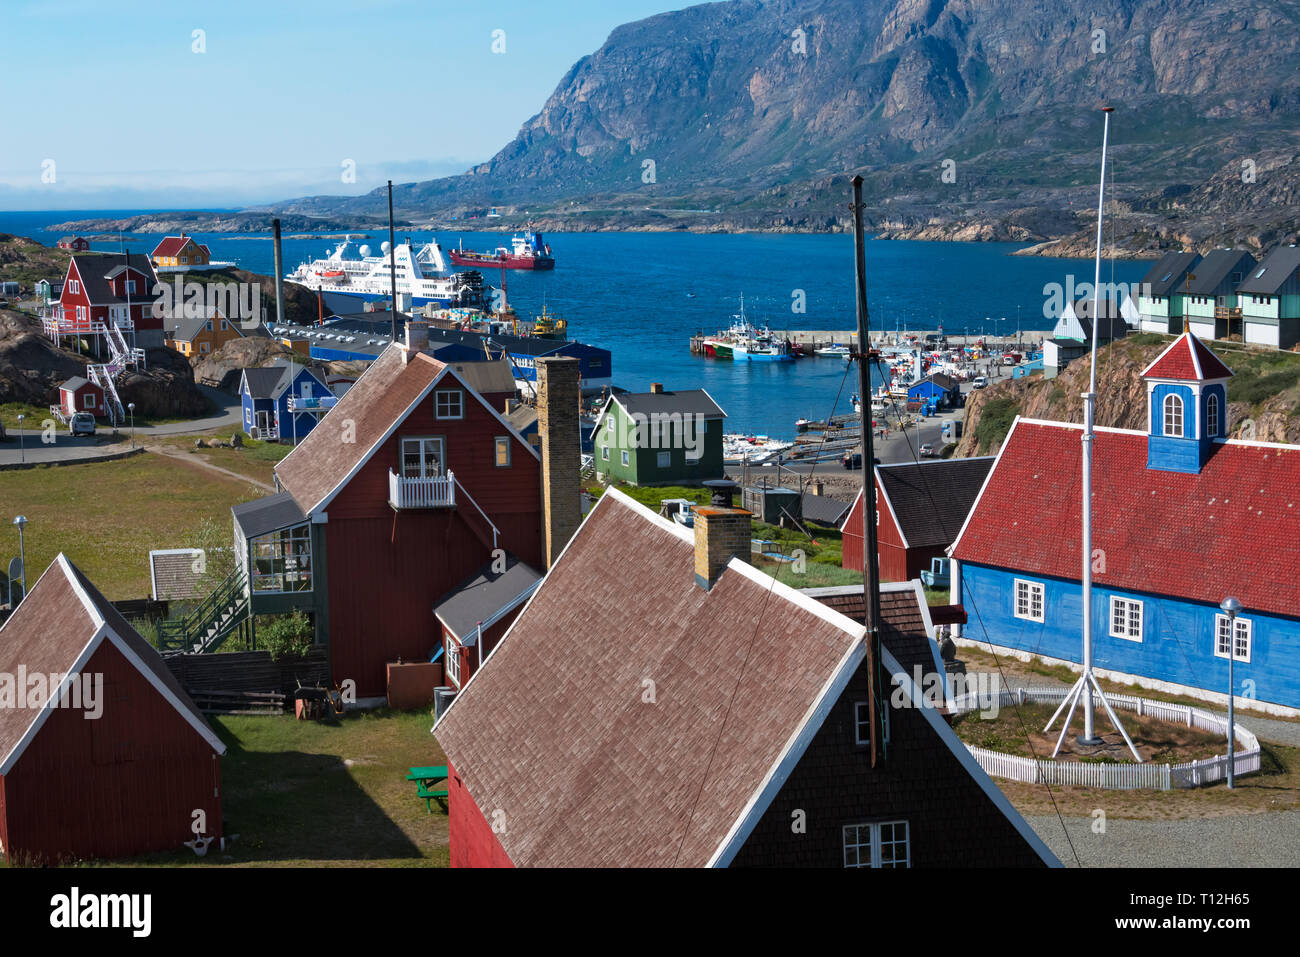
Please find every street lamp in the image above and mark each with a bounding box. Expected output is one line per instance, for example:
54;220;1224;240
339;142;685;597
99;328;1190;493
128;402;136;449
1219;596;1242;789
15;414;23;465
13;515;27;604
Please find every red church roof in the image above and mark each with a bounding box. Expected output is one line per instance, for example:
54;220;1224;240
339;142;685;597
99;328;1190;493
950;419;1300;619
1141;331;1234;381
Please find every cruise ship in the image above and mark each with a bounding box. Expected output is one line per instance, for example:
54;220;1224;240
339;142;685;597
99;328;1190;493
285;239;485;309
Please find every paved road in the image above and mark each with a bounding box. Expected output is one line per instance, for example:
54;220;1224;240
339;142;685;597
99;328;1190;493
1028;811;1300;868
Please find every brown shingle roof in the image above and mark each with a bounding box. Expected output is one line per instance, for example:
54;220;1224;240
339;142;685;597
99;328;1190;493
434;490;865;867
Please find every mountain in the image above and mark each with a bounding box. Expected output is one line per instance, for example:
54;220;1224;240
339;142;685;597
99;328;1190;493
59;0;1300;249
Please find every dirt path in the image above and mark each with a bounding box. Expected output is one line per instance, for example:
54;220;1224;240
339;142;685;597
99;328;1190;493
148;443;275;493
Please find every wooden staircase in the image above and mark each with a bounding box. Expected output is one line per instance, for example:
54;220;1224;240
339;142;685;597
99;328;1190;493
158;568;251;654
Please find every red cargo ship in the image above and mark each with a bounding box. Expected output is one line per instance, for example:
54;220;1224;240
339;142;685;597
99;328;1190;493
449;228;555;270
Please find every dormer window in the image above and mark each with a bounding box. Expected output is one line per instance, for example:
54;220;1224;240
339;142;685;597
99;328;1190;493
1206;394;1220;438
1163;394;1184;437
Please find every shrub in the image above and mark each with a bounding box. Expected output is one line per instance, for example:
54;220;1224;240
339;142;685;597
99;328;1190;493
973;397;1020;454
259;611;314;662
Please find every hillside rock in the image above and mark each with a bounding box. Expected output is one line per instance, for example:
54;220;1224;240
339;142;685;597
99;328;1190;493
193;337;302;392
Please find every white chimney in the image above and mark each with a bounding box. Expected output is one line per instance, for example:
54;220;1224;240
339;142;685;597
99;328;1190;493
404;320;429;362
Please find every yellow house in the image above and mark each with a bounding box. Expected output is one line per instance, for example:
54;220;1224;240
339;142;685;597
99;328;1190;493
151;234;212;269
164;307;247;358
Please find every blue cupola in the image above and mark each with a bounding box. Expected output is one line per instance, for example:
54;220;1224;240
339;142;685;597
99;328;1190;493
1140;330;1233;474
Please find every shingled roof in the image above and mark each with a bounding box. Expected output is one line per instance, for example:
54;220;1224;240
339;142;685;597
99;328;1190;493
66;253;157;306
844;457;995;550
433;489;1051;867
0;555;225;774
1141;330;1233;381
950;419;1300;619
1140;251;1201;297
601;388;726;421
434;555;542;644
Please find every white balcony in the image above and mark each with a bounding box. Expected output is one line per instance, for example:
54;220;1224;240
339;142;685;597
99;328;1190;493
389;469;456;509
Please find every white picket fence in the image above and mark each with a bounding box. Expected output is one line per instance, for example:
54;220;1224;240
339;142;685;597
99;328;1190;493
952;686;1261;791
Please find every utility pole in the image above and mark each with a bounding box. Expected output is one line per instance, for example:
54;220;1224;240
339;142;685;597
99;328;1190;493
850;175;885;768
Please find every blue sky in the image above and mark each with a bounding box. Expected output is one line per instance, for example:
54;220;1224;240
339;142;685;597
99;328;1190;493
0;0;694;210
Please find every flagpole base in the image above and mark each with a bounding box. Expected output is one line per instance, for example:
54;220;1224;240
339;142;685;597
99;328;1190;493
1076;735;1104;746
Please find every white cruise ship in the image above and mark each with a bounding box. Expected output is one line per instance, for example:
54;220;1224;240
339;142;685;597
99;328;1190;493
285;239;485;309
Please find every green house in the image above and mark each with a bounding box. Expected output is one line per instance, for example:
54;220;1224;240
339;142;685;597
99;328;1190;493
1237;245;1300;349
1137;251;1200;334
592;386;726;486
1184;248;1256;341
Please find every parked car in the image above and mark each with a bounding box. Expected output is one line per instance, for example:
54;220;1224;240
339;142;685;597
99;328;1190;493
919;443;935;457
972;375;988;389
842;451;862;470
70;412;96;437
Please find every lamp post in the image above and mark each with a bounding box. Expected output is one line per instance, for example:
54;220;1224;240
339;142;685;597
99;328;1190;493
128;402;136;449
16;414;24;464
1219;596;1242;789
13;515;27;602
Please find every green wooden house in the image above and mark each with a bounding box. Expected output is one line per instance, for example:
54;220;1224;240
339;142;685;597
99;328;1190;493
1185;249;1256;341
1137;251;1200;334
1237;245;1300;349
592;385;726;486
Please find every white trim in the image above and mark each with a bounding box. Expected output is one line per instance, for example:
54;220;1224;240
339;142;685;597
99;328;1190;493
435;579;542;645
873;466;911;549
1214;613;1252;663
1013;578;1045;623
1109;595;1144;642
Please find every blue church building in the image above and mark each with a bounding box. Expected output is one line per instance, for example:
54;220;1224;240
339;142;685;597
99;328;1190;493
950;331;1300;715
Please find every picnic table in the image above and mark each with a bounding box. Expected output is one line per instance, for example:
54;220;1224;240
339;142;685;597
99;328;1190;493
406;765;448;813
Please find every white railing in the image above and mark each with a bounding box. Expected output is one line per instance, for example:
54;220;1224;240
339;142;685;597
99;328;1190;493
288;395;339;412
951;686;1261;791
389;469;456;509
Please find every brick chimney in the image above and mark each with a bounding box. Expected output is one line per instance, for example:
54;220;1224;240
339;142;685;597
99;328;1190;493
404;319;428;363
693;506;752;591
811;480;824;497
537;356;582;568
650;382;664;394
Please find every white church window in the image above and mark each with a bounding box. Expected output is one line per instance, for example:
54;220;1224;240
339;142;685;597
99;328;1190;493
1206;394;1220;438
1014;579;1044;622
1163;394;1184;438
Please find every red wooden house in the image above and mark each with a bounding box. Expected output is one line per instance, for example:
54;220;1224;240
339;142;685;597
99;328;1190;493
0;555;225;864
433;489;1058;868
842;457;994;581
57;236;90;251
222;321;574;699
434;556;541;690
56;376;105;418
150;234;211;269
55;252;163;349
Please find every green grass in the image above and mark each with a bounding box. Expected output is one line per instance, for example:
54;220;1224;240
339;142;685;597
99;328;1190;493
0;451;263;598
156;429;293;486
90;709;449;867
972;396;1020;454
0;400;216;433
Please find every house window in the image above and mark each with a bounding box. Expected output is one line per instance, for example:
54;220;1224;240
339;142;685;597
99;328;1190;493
445;635;461;687
854;700;891;747
250;524;313;593
605;415;614;432
126;280;136;295
1163;394;1184;437
401;437;445;478
1214;614;1251;663
843;820;910;868
601;446;610;461
621;450;630;466
656;451;671;469
204;320;213;331
82;394;96;409
200;341;210;354
69;280;80;295
494;436;511;467
1014;579;1045;622
1109;596;1143;641
221;319;229;330
435;389;464;420
1206;394;1220;438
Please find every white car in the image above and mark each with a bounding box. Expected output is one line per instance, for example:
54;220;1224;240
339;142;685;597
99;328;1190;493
972;375;988;389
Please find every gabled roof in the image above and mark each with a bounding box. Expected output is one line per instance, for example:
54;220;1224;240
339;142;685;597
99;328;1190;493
844;457;995;549
167;310;240;344
1140;331;1233;381
800;491;852;526
608;388;726;420
911;372;959;392
273;344;540;517
150;235;202;259
232;490;306;539
60;376;92;392
1186;249;1257;296
1058;298;1133;342
950;418;1300;619
433;489;1054;867
434;555;542;644
1139;251;1201;297
1235;245;1300;295
0;555;225;775
241;360;326;400
65;253;157;305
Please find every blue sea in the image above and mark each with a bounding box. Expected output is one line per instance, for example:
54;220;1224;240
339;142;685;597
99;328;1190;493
0;210;1147;438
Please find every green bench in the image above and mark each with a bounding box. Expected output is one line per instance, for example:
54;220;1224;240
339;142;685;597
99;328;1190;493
406;765;449;813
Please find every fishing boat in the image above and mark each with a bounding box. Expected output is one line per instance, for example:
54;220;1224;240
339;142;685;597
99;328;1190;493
815;343;852;358
448;228;555;270
286;238;485;308
529;304;567;340
701;296;795;362
722;433;795;465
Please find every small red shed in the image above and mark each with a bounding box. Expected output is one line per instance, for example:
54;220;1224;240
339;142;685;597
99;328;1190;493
0;555;225;864
58;376;105;418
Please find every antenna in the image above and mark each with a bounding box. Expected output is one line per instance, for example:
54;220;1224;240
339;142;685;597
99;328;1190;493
388;181;398;342
1044;106;1141;762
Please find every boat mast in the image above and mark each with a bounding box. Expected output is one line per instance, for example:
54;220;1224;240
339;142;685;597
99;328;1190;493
388;180;398;342
1044;106;1141;762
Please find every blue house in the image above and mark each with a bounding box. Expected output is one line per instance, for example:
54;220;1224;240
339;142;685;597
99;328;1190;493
950;331;1300;716
239;359;333;443
907;373;960;411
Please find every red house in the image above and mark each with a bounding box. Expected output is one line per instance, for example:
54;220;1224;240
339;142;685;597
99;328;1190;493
56;375;105;418
55;252;162;349
57;236;90;251
433;556;541;690
433;489;1058;868
842;457;994;581
0;555;225;864
225;321;573;699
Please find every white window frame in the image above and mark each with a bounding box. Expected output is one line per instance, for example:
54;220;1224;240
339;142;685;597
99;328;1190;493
1109;596;1143;642
601;446;610;461
494;436;511;468
843;820;910;868
445;634;461;687
400;436;445;478
69;280;80;295
82;393;96;409
621;450;630;467
853;700;890;747
1214;614;1251;663
1014;579;1045;623
434;389;464;420
656;450;671;469
1163;393;1184;438
1206;393;1219;438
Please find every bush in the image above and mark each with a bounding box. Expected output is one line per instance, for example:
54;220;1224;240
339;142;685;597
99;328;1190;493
259;611;314;662
973;397;1020;454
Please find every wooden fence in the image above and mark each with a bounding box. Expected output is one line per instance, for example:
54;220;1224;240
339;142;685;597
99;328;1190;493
951;686;1261;791
165;648;329;702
